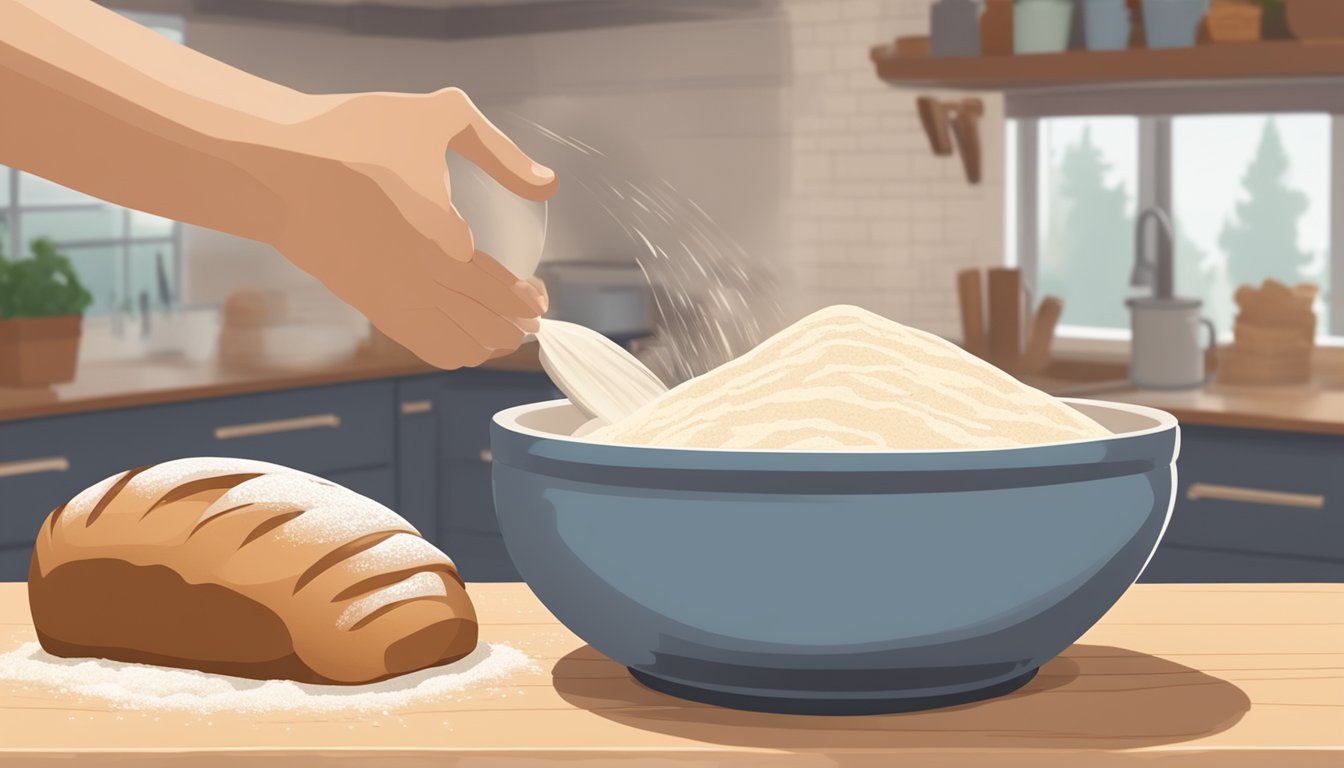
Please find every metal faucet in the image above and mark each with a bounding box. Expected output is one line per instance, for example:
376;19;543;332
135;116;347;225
1132;207;1176;300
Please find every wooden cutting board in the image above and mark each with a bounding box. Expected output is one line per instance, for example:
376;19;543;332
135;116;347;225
1;582;1342;766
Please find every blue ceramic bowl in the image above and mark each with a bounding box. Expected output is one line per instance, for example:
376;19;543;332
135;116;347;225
491;399;1179;714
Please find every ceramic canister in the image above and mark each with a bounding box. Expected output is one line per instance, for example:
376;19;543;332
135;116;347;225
1128;296;1216;390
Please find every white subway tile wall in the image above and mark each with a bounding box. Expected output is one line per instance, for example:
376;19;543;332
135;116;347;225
782;0;1004;337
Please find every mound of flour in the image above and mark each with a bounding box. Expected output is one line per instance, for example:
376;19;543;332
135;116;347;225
589;305;1110;450
0;641;532;714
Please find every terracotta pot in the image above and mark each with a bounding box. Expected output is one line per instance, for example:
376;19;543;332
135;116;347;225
1286;0;1344;41
0;315;83;387
1202;3;1263;42
980;0;1014;55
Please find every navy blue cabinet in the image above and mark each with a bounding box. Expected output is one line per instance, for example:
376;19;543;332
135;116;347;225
418;371;561;582
0;381;399;581
13;378;1334;585
1140;424;1344;583
0;370;558;582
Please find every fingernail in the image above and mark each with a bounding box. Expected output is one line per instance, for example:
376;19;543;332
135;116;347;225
514;281;546;314
532;163;555;182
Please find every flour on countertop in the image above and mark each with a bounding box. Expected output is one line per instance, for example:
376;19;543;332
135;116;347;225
0;641;532;714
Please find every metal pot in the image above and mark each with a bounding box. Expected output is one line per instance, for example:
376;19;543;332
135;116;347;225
535;261;653;339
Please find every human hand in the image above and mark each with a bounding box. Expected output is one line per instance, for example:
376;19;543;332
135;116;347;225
269;87;556;369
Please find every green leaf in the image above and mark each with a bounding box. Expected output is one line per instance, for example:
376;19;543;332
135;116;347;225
0;238;93;319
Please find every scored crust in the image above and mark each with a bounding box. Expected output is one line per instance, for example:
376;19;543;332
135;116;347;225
28;458;478;685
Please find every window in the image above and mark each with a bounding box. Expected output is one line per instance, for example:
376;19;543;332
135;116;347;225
1013;112;1336;339
0;12;185;316
1035;117;1139;331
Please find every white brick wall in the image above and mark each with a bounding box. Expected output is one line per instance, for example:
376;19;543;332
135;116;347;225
781;0;1005;338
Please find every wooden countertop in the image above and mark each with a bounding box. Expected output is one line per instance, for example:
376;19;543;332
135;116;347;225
1;582;1340;766
7;341;1344;438
0;343;545;424
1020;357;1344;437
1091;383;1344;437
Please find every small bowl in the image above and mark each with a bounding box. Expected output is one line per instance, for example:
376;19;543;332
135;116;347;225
491;399;1179;714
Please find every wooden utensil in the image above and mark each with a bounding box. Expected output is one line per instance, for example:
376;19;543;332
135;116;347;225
987;267;1022;368
534;319;668;425
916;97;984;183
950;98;983;184
1020;296;1063;374
917;97;954;156
956;268;988;357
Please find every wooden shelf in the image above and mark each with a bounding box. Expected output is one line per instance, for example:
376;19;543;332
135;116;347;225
871;41;1344;92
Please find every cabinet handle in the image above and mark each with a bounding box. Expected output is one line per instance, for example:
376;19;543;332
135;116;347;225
479;449;493;464
214;414;341;440
1187;483;1324;509
0;456;70;479
400;400;433;415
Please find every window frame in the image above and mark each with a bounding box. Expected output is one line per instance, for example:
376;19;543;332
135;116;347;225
2;169;184;315
1010;111;1344;340
0;10;187;316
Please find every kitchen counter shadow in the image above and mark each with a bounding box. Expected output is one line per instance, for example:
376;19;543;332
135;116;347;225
551;643;1250;750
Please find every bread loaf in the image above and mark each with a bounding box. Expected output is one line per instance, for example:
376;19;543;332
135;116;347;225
28;458;477;685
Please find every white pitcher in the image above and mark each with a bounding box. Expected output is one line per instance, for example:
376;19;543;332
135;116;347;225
1127;297;1216;390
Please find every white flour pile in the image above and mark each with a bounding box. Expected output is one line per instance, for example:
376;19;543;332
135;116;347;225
0;641;532;714
589;305;1110;450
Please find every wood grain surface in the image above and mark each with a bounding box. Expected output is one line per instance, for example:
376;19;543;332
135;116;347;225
0;582;1341;766
871;40;1344;91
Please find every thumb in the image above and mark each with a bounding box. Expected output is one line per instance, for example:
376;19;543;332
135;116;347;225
436;87;558;202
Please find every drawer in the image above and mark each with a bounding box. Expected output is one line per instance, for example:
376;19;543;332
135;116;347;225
0;407;177;548
154;381;396;476
1166;426;1344;562
441;458;500;536
439;375;560;460
440;529;520;582
1141;543;1344;583
0;381;396;547
396;376;441;544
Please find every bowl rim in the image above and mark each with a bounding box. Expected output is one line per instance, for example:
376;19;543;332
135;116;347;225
493;397;1178;456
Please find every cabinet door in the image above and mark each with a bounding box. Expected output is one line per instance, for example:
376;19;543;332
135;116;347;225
0;380;400;581
1164;426;1344;564
164;381;396;477
0;545;32;582
433;371;559;580
0;406;176;553
395;376;441;540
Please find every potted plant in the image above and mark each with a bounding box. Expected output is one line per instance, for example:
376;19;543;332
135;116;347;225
1258;0;1291;38
0;237;93;387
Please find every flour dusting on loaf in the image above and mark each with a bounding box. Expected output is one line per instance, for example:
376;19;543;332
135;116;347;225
29;458;477;685
588;305;1111;450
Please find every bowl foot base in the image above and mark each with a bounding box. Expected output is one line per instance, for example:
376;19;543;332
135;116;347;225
628;666;1038;715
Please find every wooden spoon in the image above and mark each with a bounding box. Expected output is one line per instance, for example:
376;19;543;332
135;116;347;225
533;319;669;426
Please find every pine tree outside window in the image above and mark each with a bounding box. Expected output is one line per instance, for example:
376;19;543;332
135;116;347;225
1013;112;1334;341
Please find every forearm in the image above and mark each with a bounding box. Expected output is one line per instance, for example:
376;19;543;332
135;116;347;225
0;0;327;245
